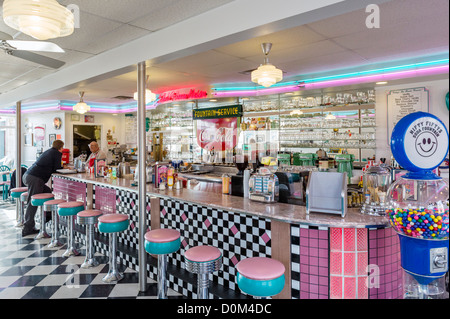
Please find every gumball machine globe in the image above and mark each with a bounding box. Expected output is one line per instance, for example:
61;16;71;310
387;112;449;299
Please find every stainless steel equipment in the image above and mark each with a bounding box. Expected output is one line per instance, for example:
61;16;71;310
248;168;279;203
74;156;86;173
118;160;130;178
361;165;392;216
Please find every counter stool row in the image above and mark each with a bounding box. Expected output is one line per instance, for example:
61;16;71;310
145;228;286;300
12;189;286;299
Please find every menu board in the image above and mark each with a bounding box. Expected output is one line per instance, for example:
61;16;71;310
387;87;429;141
125;114;137;145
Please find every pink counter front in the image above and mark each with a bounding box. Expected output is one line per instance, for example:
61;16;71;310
52;174;403;299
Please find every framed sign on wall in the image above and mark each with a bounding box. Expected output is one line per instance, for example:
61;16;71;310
387;87;430;143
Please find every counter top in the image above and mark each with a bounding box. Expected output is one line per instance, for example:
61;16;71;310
53;173;389;228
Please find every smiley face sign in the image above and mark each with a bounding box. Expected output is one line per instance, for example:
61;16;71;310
391;112;449;172
415;131;438;158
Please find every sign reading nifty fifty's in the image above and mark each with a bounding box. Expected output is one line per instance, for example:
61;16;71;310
193;105;243;120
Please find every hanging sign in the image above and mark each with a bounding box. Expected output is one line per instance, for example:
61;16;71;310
193;105;242;120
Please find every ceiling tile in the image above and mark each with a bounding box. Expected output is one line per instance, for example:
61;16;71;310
214;25;326;59
130;0;234;31
59;0;179;24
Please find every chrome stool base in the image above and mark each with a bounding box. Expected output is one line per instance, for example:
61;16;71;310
35;207;50;240
81;257;99;269
102;233;123;283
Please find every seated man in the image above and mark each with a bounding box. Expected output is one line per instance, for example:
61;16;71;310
86;141;107;169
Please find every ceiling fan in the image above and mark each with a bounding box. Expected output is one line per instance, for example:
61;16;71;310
0;31;66;69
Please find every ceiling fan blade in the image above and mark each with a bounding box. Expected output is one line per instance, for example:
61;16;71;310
9;50;66;69
0;31;14;41
6;40;65;53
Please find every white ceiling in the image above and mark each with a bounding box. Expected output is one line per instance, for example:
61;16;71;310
0;0;235;95
1;0;449;106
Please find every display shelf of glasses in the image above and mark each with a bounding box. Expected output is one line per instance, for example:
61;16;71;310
147;109;195;162
241;90;377;162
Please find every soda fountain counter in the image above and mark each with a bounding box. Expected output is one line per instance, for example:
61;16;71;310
51;170;404;300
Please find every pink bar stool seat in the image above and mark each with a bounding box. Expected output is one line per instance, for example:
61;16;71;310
98;214;129;224
185;245;222;263
31;193;55;200
236;257;286;298
43;199;66;207
11;187;28;193
58;201;85;209
78;210;103;218
184;245;223;299
145;228;180;244
236;257;285;281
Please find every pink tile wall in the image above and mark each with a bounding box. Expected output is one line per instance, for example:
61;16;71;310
299;227;329;299
94;186;116;214
330;228;369;299
368;227;403;299
52;177;86;205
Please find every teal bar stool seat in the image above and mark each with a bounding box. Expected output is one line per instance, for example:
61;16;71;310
98;214;129;283
145;228;181;299
58;201;85;258
31;193;54;240
10;187;28;228
236;257;286;299
184;245;223;299
77;210;103;269
43;199;66;248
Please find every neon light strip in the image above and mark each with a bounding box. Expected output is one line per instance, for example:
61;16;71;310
212;59;449;91
213;65;449;97
212;85;301;98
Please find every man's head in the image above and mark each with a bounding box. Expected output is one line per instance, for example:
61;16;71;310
89;141;99;153
52;140;65;152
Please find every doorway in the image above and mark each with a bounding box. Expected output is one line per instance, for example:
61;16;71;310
73;125;102;158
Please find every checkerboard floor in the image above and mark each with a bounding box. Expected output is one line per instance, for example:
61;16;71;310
0;203;184;299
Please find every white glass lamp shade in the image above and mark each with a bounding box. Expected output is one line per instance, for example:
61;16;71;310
251;64;283;88
73;102;90;114
134;89;157;104
3;0;75;41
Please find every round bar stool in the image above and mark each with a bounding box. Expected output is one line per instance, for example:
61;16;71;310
184;245;223;299
77;210;103;269
236;257;286;299
144;228;181;299
10;187;28;228
31;193;55;240
58;201;85;258
98;214;129;283
43;199;66;248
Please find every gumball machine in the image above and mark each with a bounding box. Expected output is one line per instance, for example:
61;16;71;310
387;112;449;299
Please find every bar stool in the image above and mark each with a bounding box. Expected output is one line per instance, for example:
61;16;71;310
184;245;223;299
58;201;85;258
98;214;129;283
144;228;181;299
77;210;103;269
236;257;285;299
31;193;54;240
10;187;28;228
43;199;66;248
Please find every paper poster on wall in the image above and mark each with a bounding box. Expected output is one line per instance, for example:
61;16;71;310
387;87;429;142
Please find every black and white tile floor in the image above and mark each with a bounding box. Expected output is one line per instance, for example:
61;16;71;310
0;202;184;299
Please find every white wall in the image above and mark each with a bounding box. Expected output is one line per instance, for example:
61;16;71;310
375;78;449;162
22;111;66;166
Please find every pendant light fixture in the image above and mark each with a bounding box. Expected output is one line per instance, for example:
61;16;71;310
251;43;283;88
73;92;90;114
134;75;157;104
2;0;75;41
